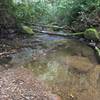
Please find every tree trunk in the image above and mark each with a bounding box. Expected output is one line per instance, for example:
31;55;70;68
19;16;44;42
0;0;16;38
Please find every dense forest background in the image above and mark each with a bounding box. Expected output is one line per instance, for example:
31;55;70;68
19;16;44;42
0;0;100;36
0;0;100;30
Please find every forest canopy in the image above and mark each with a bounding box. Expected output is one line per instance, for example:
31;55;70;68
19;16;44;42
1;0;100;25
0;0;100;37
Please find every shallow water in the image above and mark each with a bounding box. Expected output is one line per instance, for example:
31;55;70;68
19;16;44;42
24;41;99;100
0;34;100;100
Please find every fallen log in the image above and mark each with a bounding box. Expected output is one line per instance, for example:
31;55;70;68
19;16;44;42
33;29;78;38
33;29;97;47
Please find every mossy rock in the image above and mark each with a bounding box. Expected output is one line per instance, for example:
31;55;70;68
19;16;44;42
21;25;34;35
67;56;94;73
84;28;100;41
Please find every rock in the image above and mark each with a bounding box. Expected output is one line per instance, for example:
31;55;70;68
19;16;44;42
77;65;100;100
60;40;96;63
88;65;100;88
84;28;100;41
10;48;33;66
0;68;61;100
21;25;34;35
77;86;100;100
67;56;94;73
49;94;62;100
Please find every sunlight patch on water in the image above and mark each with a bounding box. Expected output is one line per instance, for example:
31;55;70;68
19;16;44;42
39;61;60;81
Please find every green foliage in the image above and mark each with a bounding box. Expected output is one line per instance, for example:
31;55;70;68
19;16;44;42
1;0;100;27
13;0;100;25
0;0;16;28
54;0;100;25
13;0;50;24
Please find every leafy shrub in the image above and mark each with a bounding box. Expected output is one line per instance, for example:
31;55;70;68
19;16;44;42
13;0;50;24
6;0;100;25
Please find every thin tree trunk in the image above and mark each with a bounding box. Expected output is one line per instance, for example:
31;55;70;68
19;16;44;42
0;0;16;37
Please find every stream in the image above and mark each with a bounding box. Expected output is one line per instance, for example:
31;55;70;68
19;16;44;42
0;33;100;100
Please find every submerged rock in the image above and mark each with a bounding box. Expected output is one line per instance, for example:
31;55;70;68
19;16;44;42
67;56;94;73
88;65;100;88
77;86;100;100
0;68;61;100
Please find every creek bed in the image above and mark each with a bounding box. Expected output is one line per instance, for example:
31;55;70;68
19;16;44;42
0;33;100;100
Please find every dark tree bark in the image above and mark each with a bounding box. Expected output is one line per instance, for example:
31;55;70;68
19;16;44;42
0;0;16;38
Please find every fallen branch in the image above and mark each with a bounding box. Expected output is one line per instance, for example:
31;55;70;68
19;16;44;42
33;29;80;38
0;52;15;56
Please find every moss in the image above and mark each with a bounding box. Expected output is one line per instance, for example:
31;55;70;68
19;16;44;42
95;46;100;56
72;28;100;41
84;28;100;41
21;25;34;35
